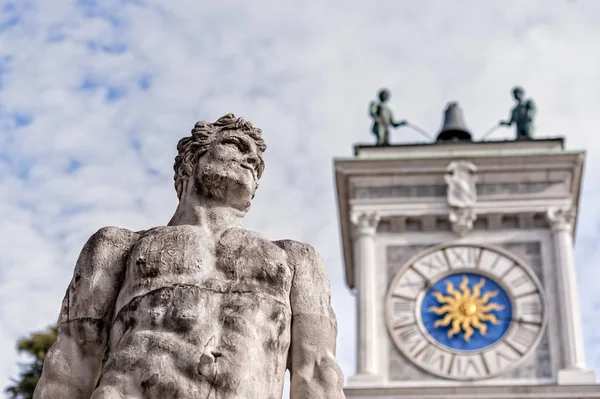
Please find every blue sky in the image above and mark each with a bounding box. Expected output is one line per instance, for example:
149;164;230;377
1;0;600;394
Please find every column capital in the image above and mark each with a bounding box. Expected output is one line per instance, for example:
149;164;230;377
546;207;576;232
351;212;381;237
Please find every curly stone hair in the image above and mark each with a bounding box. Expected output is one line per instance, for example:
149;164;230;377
173;113;267;199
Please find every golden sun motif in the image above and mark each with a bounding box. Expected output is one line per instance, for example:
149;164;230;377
428;276;504;342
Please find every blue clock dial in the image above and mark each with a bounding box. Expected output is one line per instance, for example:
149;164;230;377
386;244;546;380
421;273;512;351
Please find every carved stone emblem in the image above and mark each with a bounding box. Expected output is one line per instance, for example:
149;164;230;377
445;161;478;236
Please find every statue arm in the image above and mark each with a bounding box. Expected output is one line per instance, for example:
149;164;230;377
284;242;345;399
526;100;536;119
369;101;380;121
392;118;407;127
386;109;406;128
34;227;138;399
500;110;515;126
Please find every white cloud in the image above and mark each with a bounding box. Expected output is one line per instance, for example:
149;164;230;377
1;0;600;394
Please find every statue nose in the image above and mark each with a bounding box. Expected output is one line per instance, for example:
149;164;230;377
246;154;259;169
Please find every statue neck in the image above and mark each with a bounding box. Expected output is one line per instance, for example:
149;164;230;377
167;194;246;236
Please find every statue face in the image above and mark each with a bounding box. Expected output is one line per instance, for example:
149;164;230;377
379;90;390;102
193;130;262;210
513;90;524;102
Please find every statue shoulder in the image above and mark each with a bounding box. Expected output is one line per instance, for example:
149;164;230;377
273;240;327;280
525;98;536;110
87;226;142;252
273;239;318;260
58;226;142;325
75;226;142;279
369;100;380;117
274;238;320;261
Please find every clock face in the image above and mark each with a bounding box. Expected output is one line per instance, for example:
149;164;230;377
385;244;546;380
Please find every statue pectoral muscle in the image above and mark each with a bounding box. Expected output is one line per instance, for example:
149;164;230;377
33;114;345;399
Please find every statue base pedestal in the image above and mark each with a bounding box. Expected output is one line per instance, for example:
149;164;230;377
557;368;597;385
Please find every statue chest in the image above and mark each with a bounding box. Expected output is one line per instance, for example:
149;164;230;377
117;226;293;311
513;104;530;122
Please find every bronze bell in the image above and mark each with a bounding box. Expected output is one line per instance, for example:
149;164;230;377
436;102;473;142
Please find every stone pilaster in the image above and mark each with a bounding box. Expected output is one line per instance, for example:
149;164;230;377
546;207;596;384
349;212;382;384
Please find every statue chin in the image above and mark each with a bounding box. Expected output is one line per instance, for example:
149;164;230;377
195;169;255;210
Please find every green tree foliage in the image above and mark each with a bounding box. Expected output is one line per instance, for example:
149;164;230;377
5;326;57;399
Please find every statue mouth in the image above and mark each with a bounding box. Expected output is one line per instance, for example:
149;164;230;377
238;163;257;181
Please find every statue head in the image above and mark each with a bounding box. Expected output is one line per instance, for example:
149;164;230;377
512;86;524;102
173;113;267;211
378;88;390;103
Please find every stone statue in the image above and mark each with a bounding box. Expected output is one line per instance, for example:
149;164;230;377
34;114;345;399
445;161;478;236
369;88;407;146
499;86;536;140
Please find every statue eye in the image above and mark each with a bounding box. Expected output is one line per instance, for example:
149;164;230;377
223;139;245;152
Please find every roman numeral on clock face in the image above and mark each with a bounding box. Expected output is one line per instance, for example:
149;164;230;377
413;251;449;280
392;268;426;299
478;250;514;278
449;355;486;379
390;298;415;328
482;342;522;375
510;274;530;289
514;293;544;324
502;266;536;296
395;325;428;356
398;325;418;341
521;301;542;314
506;323;540;354
445;246;480;269
416;345;452;374
393;300;412;312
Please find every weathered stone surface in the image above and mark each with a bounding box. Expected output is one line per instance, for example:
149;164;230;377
34;114;345;399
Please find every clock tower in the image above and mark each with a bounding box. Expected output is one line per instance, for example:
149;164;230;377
334;103;599;398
